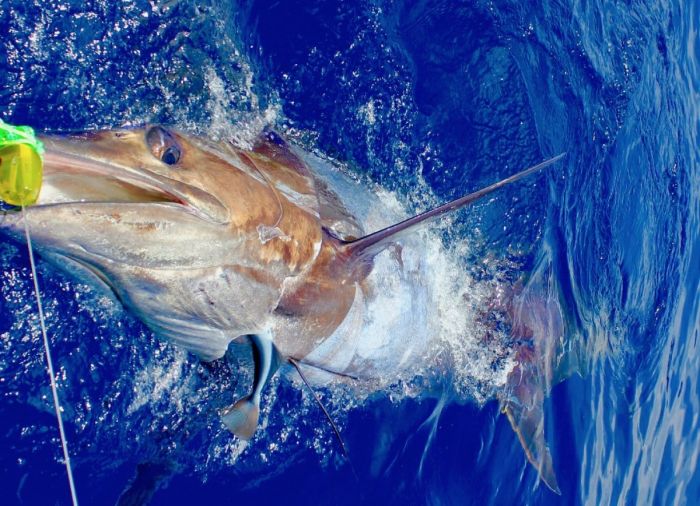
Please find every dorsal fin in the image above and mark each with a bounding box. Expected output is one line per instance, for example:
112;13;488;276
338;154;565;266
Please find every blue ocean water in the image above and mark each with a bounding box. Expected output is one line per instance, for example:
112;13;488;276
0;0;698;504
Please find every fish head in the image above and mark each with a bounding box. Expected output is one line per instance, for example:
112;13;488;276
0;126;324;359
18;127;297;253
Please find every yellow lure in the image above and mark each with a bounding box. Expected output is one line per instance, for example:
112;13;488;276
0;120;44;207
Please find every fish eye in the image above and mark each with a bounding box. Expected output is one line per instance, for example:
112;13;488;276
161;146;180;165
146;125;181;166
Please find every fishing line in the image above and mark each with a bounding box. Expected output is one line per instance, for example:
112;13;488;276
291;356;360;380
21;206;80;506
288;358;358;480
1;120;79;504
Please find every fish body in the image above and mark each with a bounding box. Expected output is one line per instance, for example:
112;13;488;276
0;125;567;492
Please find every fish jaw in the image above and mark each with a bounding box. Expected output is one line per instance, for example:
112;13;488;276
0;133;231;266
37;134;230;224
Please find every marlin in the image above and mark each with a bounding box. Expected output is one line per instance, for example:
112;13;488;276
0;125;566;491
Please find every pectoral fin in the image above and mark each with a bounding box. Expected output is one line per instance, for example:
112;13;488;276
222;396;260;440
222;333;282;440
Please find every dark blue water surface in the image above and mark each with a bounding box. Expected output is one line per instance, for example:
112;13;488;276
1;0;699;504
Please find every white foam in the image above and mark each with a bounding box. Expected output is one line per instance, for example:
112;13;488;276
203;65;280;149
127;348;189;415
298;152;516;406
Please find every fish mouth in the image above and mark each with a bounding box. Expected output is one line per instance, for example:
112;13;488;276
34;139;228;224
41;149;184;206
